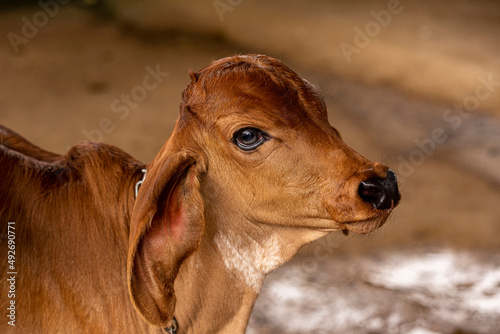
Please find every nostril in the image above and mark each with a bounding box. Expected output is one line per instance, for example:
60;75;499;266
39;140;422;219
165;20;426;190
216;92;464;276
358;169;401;210
358;178;388;210
359;183;381;199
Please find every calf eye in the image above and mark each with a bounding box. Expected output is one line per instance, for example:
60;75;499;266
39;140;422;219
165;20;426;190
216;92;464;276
232;127;269;151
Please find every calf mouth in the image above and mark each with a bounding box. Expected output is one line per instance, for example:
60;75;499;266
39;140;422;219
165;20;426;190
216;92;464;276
341;212;392;235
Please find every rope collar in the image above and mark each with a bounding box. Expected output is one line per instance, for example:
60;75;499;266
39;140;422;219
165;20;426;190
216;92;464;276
135;169;179;334
163;316;178;334
135;169;147;198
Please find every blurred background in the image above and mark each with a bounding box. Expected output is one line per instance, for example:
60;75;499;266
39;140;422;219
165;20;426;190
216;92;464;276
1;0;499;333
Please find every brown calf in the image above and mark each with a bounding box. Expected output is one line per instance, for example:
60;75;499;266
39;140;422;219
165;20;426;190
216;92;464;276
0;54;400;333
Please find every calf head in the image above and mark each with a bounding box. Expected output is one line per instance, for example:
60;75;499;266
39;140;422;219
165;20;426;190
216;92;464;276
127;54;400;327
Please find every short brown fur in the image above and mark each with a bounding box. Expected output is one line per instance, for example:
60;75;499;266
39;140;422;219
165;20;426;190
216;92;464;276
0;55;399;333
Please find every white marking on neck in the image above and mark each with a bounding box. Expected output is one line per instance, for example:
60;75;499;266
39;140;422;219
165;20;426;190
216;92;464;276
215;231;284;292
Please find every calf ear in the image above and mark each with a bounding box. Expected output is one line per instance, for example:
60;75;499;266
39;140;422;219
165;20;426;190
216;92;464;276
127;150;205;327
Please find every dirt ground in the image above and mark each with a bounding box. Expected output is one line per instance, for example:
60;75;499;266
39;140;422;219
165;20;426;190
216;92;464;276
1;1;499;333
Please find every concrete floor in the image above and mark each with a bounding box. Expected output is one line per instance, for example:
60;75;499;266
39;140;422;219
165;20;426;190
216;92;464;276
1;2;499;333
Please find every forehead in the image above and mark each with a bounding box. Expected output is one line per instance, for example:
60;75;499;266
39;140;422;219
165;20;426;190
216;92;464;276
184;55;329;129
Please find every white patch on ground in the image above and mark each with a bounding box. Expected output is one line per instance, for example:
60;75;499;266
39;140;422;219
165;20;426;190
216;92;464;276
249;265;381;333
365;251;500;316
248;249;500;334
215;231;284;291
405;328;443;334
